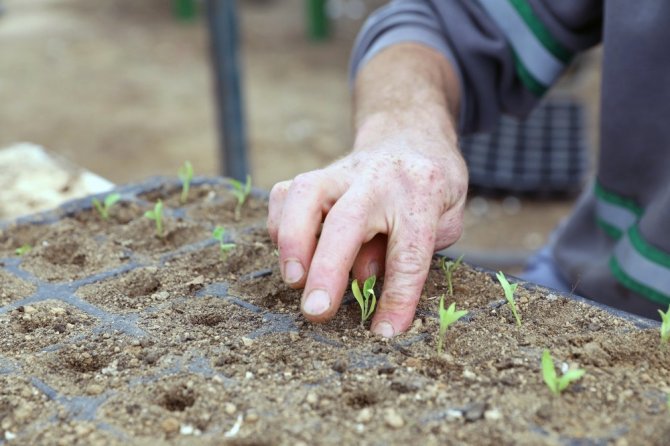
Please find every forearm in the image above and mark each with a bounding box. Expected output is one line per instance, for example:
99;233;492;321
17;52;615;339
352;43;461;152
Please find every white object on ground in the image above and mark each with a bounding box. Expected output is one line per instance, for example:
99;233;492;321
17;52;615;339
0;142;114;220
224;414;243;438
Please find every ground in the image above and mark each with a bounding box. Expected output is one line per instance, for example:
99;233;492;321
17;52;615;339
0;179;667;445
0;0;602;268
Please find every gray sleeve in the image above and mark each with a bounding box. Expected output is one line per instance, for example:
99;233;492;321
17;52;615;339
349;0;603;135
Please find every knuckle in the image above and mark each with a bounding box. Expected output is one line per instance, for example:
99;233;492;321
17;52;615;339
380;288;419;314
324;196;370;230
335;201;368;223
269;184;281;200
291;171;320;192
387;242;431;278
438;214;464;246
269;181;290;202
422;162;445;182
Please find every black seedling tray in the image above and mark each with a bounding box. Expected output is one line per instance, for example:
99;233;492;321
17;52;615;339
0;177;662;445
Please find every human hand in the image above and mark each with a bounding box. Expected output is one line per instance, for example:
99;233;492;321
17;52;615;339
267;132;467;337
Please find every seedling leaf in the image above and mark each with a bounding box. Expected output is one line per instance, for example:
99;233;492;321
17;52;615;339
92;193;121;220
15;244;32;256
230;175;252;220
440;254;464;296
437;295;468;354
559;369;587;393
178;161;194;204
144;200;164;238
542;349;585;396
496;271;521;326
212;226;236;260
658;305;670;346
351;275;377;324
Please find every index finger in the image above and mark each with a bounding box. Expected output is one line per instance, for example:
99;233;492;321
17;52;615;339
276;172;344;288
301;188;380;322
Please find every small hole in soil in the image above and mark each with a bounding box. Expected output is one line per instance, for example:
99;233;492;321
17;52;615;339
159;387;197;412
60;350;111;373
189;312;226;327
346;391;378;408
124;273;161;298
42;241;86;266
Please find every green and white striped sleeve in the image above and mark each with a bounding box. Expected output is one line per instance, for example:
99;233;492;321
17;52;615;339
351;0;603;134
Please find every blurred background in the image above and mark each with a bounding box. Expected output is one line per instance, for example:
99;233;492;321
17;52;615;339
0;0;603;271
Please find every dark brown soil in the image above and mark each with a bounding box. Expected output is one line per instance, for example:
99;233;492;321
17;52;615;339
1;180;669;445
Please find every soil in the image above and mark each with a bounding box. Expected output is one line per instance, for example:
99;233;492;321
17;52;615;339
0;177;668;445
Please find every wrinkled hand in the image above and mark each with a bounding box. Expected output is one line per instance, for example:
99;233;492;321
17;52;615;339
267;139;467;337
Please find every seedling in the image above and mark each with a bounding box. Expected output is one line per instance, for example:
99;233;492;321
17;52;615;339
440;254;463;296
15;244;31;256
144;200;164;238
178;161;194;204
230;175;252;220
541;349;585;396
212;226;236;260
92;193;121;221
496;271;521;326
351;275;377;324
437;295;468;355
659;305;670;347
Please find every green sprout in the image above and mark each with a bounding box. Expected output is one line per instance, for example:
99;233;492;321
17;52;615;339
658;305;670;347
144;200;164;238
437;295;468;355
496;271;521;326
92;193;121;221
541;349;586;396
351;275;377;324
230;175;252;220
440;254;463;296
212;226;236;260
15;244;32;256
178;161;194;204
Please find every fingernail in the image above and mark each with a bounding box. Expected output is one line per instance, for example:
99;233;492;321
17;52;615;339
284;260;304;284
368;261;379;277
373;321;395;338
303;289;331;316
